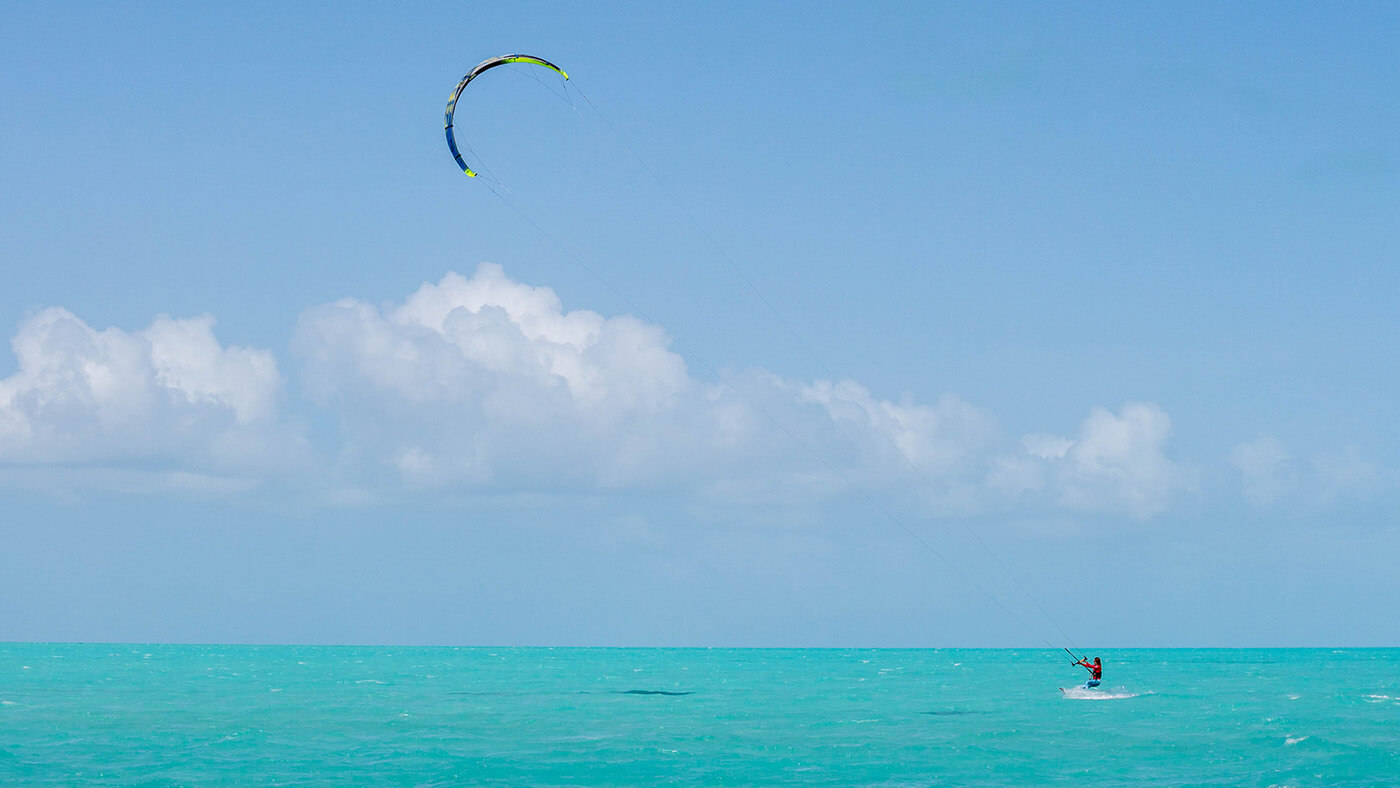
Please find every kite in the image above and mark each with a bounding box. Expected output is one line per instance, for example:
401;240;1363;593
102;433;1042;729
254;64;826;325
444;54;570;177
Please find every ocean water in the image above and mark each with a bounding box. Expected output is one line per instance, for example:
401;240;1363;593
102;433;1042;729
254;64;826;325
1;645;1398;785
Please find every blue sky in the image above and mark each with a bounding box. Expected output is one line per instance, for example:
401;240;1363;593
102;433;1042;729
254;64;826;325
2;2;1397;646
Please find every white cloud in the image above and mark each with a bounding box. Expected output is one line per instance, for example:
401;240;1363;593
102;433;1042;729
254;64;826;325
291;264;1190;520
985;453;1046;498
0;307;292;473
1311;446;1389;502
1229;438;1397;508
292;265;1006;498
1058;403;1192;517
991;403;1194;519
1021;433;1073;460
800;381;996;481
293;264;746;490
1;265;1204;519
1230;435;1294;506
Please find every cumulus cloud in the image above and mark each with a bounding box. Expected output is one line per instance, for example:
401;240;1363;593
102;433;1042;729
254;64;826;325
293;264;758;490
989;403;1194;519
800;381;996;481
1057;403;1193;516
0;307;293;474
292;264;1009;498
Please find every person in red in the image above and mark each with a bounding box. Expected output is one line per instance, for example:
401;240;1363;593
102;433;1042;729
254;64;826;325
1075;656;1102;688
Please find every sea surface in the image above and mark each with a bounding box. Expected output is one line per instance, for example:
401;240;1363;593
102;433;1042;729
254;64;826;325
1;645;1397;785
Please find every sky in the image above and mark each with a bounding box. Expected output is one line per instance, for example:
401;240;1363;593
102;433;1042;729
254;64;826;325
2;2;1398;647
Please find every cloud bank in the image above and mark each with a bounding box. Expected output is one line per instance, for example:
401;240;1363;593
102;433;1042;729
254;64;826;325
4;264;1206;518
288;264;1192;516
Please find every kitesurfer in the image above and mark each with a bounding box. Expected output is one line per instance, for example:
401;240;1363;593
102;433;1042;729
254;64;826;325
1075;656;1102;688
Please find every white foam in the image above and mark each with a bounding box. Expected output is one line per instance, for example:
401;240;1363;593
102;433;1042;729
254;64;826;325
1060;686;1142;700
1285;736;1309;746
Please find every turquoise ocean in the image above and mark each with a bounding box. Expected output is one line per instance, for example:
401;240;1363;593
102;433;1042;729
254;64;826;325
2;645;1398;784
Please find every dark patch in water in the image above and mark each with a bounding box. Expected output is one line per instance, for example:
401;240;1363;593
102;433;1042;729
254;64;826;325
616;689;693;696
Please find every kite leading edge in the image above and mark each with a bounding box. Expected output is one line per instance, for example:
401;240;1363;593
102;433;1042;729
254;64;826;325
444;54;570;177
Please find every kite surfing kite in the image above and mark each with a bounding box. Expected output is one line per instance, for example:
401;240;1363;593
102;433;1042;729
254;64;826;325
444;54;570;177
